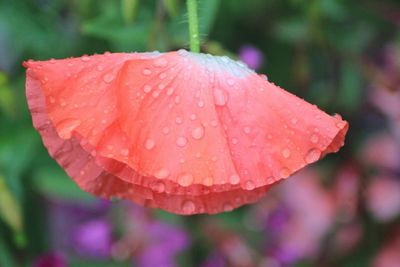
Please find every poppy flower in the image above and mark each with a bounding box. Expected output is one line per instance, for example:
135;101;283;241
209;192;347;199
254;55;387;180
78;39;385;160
24;50;348;215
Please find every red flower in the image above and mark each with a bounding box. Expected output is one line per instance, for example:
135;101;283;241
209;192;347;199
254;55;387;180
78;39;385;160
23;50;348;215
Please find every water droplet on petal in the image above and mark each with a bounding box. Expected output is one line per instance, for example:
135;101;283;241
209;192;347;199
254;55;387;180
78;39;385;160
120;148;129;156
197;100;205;108
210;120;218;127
231;138;238;145
166;88;174;95
291;118;298;124
153;58;168;68
59;97;67;107
96;65;104;71
176;137;188;147
103;73;115;83
162;127;170;135
310;134;319;144
154;168;170;179
189;114;197;120
144;139;155;150
143;85;152;93
282;148;291;158
223;202;233;212
152;91;159;98
305;148;321;164
203;176;213;186
142;68;152;75
175;117;183;124
336;121;346;129
177;49;189;57
182;200;196;214
81;55;90;62
57;119;81;139
214;88;228;106
178;173;193;187
151;181;165;193
191;126;205;140
244;180;255;190
49;96;56;104
243;126;251;134
229;174;240;184
174;96;181;104
280;167;291;179
227;79;235;86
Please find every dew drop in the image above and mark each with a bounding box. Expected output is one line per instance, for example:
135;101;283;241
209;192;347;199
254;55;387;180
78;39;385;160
151;181;165;193
103;73;115;83
142;68;152;75
310;134;319;144
244;180;255;190
291;118;298;124
229;174;240;184
57;119;81;139
282;148;291;158
162;127;170;135
336;121;346;129
305;148;321;164
231;138;238;145
159;73;167;79
174;96;181;104
60;98;67;107
81;55;90;62
227;79;235;86
223;202;233;212
96;65;104;71
143;85;152;93
120;148;129;156
243;126;251;134
191;126;205;140
280;167;291;179
49;96;56;104
166;88;175;96
144;139;155;150
175;117;183;124
178;173;193;187
154;168;170;179
177;49;189;57
203;176;213;186
210;120;218;127
214;88;228;106
153;58;168;68
152;91;159;98
189;114;197;120
197;100;205;108
176;137;188;147
182;200;196;214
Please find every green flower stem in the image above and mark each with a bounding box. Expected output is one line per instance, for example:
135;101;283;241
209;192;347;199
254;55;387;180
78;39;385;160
186;0;200;53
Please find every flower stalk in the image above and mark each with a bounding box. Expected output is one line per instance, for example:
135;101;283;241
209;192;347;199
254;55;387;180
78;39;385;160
186;0;200;53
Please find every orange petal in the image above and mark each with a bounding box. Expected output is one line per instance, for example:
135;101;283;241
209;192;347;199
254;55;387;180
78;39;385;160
24;50;348;215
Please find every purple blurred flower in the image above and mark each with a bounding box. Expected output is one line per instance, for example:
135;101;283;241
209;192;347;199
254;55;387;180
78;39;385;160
137;221;190;267
239;45;264;70
366;175;400;222
32;252;66;267
72;219;112;258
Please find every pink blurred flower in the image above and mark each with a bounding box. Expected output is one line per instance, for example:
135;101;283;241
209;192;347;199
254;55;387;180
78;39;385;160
239;45;264;70
270;169;336;263
374;230;400;267
366;175;400;222
361;132;400;171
